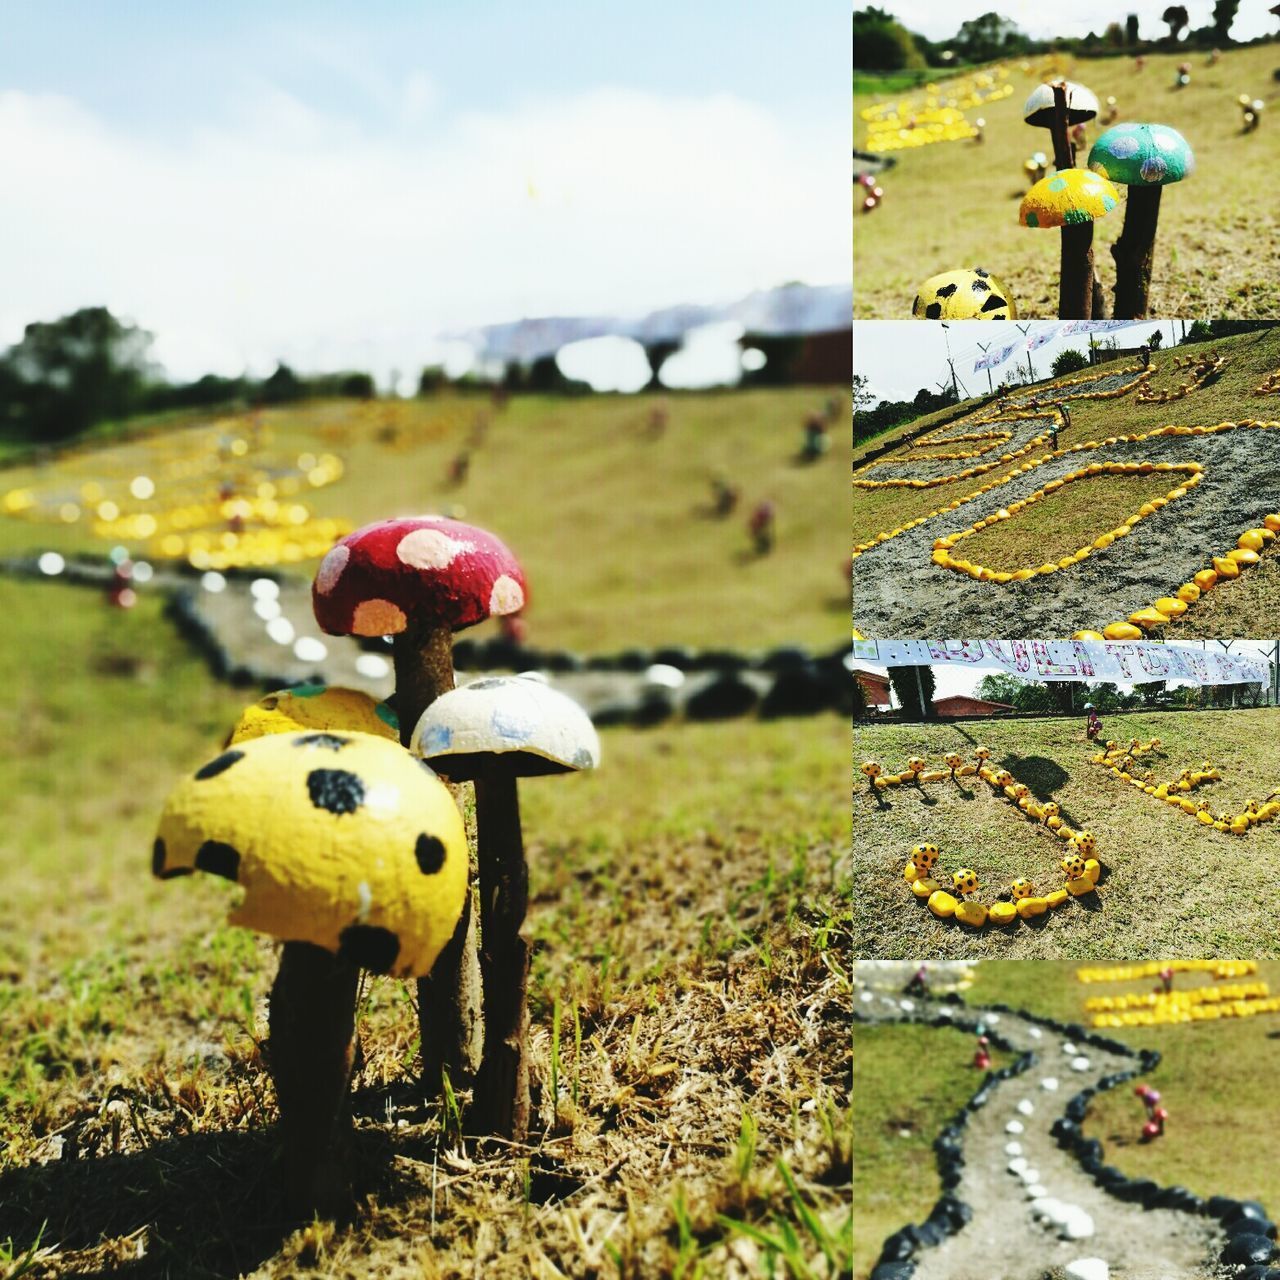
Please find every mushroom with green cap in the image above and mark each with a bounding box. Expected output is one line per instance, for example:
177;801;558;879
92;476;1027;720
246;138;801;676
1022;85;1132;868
410;674;600;1139
313;515;528;1097
1020;169;1119;318
227;684;399;746
1088;123;1195;319
153;730;467;1215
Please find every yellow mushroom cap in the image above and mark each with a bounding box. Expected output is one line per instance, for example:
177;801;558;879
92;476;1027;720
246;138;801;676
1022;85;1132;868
153;731;467;978
228;684;399;746
1020;169;1120;228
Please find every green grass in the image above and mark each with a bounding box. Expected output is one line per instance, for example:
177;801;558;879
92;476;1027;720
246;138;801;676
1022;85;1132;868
853;43;1280;318
955;471;1181;570
853;959;1280;1279
853;708;1280;959
0;578;851;1277
1;388;848;655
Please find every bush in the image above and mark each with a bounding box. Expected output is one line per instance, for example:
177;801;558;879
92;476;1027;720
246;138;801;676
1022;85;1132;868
1051;348;1090;377
852;7;926;71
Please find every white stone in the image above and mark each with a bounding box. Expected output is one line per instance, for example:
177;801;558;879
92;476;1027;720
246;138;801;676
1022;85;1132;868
1060;1209;1096;1240
1017;1099;1035;1116
1008;1158;1028;1174
1027;1027;1042;1039
1065;1259;1109;1280
1041;1077;1060;1091
899;999;915;1012
1062;1042;1077;1055
986;1014;1001;1024
1006;1120;1024;1134
1004;1141;1023;1156
1071;1056;1091;1071
1027;1183;1049;1199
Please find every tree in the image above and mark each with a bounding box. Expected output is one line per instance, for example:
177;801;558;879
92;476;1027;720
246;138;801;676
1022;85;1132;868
852;372;876;413
1104;21;1126;47
1181;320;1214;345
0;306;156;442
952;12;1030;61
642;340;680;391
976;673;1027;704
852;7;926;71
1148;328;1164;350
1051;348;1089;377
259;362;303;404
1126;13;1140;44
889;665;936;721
1161;5;1189;40
1211;0;1239;40
1134;680;1166;706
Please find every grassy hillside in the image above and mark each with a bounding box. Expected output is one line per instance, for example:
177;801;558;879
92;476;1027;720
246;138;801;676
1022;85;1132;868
853;44;1280;318
852;325;1280;637
1;388;847;654
853;959;1280;1278
854;708;1280;960
0;577;851;1277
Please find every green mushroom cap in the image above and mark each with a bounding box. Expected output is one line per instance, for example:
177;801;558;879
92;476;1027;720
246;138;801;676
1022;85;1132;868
1088;124;1195;187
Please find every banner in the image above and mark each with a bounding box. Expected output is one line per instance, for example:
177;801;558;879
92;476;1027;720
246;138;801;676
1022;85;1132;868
851;639;1270;686
1026;325;1058;351
974;339;1021;373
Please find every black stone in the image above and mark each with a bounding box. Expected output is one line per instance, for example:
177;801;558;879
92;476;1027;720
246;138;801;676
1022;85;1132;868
415;834;446;874
1223;1236;1276;1267
338;924;400;974
307;768;365;815
870;1264;915;1280
195;749;245;781
195;841;240;881
760;665;832;718
1228;1216;1278;1240
685;674;759;721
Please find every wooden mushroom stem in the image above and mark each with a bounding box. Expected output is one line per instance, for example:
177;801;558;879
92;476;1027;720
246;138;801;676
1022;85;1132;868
391;621;484;1101
268;941;359;1218
1110;185;1162;320
471;768;532;1140
1059;223;1095;320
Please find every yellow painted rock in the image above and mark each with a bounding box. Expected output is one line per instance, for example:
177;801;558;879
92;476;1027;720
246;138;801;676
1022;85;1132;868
988;901;1018;926
1072;631;1105;640
1264;514;1280;532
955;901;988;928
921;770;948;783
1066;875;1095;897
1016;896;1048;919
1196;810;1215;825
927;890;958;919
1103;622;1143;640
1238;530;1267;552
1020;168;1120;228
912;877;940;899
1129;607;1168;631
1083;858;1101;884
1213;556;1241;579
1228;548;1260;567
874;776;891;790
228;685;399;746
904;861;920;882
1176;583;1201;603
1230;817;1249;835
1193;569;1219;590
1153;597;1188;618
153;731;468;978
1045;888;1069;908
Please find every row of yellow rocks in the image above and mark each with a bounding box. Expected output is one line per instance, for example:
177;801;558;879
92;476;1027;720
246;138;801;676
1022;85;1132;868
1134;354;1226;404
1076;959;1257;983
1085;981;1269;1012
1091;995;1280;1028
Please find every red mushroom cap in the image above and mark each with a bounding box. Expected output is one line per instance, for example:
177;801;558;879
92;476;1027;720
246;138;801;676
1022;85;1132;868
312;516;527;637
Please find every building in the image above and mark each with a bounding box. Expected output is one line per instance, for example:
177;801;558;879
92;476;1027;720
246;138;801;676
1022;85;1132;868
933;694;1015;718
854;666;893;710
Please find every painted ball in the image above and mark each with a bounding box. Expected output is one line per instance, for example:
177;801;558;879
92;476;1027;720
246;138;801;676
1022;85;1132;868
912;269;1017;321
911;843;940;871
1062;853;1086;878
1010;878;1034;900
953;868;980;894
906;756;927;773
1074;832;1096;857
861;761;882;778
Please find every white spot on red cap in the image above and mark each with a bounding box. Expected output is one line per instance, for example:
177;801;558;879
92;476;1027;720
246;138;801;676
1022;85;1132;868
396;527;473;571
488;574;524;616
352;598;408;635
316;544;349;594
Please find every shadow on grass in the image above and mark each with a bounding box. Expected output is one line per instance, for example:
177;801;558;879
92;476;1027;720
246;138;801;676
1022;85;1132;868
0;1127;401;1280
1000;753;1071;798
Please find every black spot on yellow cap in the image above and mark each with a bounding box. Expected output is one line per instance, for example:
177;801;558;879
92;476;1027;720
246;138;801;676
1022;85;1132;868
295;732;350;750
195;841;240;881
152;836;192;880
308;768;365;815
415;834;446;874
195;750;244;781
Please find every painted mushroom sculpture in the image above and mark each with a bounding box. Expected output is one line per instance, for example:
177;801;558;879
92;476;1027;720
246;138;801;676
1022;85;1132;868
411;673;600;1139
1020;168;1119;319
313;515;528;1095
1088;123;1194;319
153;730;467;1215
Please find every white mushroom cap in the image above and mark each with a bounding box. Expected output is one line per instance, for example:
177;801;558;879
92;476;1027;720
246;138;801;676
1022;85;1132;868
1024;81;1100;126
410;674;600;779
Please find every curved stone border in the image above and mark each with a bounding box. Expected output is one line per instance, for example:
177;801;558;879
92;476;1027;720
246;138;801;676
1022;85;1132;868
858;996;1277;1280
1135;353;1227;405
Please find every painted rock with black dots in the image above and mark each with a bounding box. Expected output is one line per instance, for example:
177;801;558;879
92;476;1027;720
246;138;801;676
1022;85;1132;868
152;730;467;978
911;268;1017;321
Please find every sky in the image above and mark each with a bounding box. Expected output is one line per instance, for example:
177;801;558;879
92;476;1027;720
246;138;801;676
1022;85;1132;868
0;2;847;388
854;319;1186;404
887;1;1275;43
857;640;1279;703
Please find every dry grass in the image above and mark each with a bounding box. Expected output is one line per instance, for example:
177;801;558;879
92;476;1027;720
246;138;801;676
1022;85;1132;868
853;709;1280;960
852;959;1280;1279
0;579;851;1278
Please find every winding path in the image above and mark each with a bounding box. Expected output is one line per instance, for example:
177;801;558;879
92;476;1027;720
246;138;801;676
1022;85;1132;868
859;993;1278;1280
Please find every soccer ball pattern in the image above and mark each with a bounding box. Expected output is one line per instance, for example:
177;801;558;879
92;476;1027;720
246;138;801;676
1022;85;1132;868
912;268;1017;321
953;867;980;895
1010;878;1035;900
911;843;940;871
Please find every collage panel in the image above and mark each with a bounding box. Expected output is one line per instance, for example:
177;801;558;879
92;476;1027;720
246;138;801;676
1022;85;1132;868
853;7;1280;1277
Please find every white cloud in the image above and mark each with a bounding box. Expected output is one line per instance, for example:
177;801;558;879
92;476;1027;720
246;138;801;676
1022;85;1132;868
0;85;843;384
